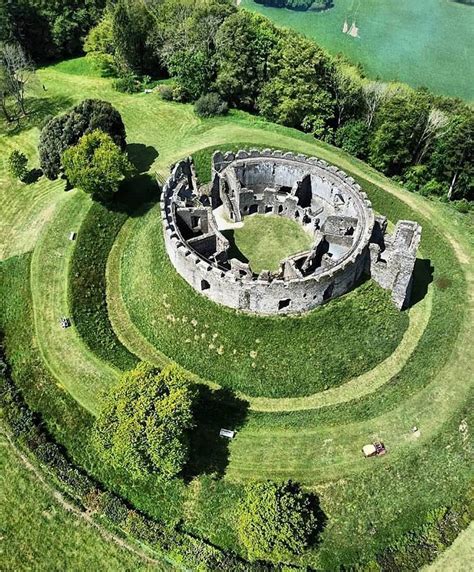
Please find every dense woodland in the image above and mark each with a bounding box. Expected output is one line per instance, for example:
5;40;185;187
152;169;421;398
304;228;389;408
1;0;472;203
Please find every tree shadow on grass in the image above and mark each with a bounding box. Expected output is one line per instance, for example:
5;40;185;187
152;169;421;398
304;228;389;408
184;386;249;481
127;143;159;174
307;491;328;549
408;258;434;307
0;95;74;136
109;173;162;217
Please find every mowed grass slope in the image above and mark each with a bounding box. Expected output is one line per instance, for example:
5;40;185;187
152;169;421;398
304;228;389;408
0;57;472;569
0;437;163;571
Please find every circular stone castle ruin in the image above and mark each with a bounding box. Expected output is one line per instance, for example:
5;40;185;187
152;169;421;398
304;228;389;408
161;149;421;315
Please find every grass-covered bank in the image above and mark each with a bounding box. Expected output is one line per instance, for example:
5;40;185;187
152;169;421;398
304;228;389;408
118;203;407;398
69;201;137;371
0;438;158;571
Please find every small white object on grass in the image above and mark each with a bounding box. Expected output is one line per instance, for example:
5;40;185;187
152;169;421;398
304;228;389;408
69;232;76;241
219;429;235;439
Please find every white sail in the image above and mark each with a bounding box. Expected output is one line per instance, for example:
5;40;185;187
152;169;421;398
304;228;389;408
348;22;359;38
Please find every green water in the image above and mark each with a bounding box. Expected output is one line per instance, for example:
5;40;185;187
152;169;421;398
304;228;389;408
241;0;474;101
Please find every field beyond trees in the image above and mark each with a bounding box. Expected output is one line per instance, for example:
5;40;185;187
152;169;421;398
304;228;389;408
0;57;472;570
243;0;474;101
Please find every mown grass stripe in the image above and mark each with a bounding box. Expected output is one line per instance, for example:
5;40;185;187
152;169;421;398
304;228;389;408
31;191;120;414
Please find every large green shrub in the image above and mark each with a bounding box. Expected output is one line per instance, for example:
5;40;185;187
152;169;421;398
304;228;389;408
93;362;197;479
238;480;320;562
8;150;29;182
194;93;228;118
62;130;134;201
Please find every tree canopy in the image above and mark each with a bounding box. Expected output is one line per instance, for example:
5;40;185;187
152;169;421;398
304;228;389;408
1;0;105;62
23;0;474;202
238;480;320;562
93;362;197;479
61;130;134;201
38;99;126;179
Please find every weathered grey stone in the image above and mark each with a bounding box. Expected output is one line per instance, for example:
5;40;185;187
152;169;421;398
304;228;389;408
161;150;421;314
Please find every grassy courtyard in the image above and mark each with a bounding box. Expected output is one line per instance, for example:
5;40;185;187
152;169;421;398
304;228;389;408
0;57;472;569
224;214;313;273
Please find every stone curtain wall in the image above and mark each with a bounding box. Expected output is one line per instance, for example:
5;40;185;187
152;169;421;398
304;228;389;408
161;150;420;314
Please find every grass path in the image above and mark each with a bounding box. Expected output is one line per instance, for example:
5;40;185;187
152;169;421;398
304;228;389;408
31;191;120;413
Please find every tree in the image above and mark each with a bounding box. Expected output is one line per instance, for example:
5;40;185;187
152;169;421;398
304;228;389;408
258;34;334;136
413;107;449;165
38;99;126;179
362;81;392;128
84;9;117;77
62;130;134;201
369;89;432;176
111;0;157;75
327;60;363;129
215;11;279;109
2;0;105;63
167;49;213;101
1;42;35;117
0;63;13;122
149;0;234;78
428;110;474;200
335;119;370;159
238;480;320;562
93;362;197;479
8;150;29;181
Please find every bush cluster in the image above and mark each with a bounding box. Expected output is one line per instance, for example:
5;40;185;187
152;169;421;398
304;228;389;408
8;151;29;182
93;362;197;480
194;93;228;118
38;98;127;180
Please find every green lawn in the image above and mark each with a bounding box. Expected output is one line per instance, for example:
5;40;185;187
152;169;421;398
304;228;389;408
241;0;474;101
116;203;407;398
226;214;313;273
425;522;474;572
0;57;473;569
0;435;165;571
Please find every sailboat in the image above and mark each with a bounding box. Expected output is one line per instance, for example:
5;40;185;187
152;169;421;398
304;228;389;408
348;21;359;37
343;0;361;38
